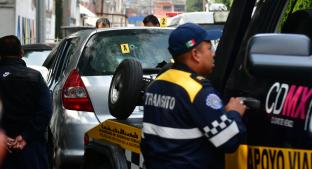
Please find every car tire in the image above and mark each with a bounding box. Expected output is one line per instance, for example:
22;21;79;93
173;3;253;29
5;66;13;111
108;59;143;119
48;134;60;169
82;150;112;169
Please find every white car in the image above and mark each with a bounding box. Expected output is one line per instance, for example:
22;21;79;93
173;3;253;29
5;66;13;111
22;43;55;81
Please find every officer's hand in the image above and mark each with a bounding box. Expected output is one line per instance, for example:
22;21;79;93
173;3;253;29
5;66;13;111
13;135;27;150
6;137;16;149
225;97;246;116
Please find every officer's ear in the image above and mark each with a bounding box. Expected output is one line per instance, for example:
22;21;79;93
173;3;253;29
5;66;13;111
191;47;200;63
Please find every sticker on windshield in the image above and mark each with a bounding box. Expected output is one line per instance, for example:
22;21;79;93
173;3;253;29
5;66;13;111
120;44;130;54
160;17;167;27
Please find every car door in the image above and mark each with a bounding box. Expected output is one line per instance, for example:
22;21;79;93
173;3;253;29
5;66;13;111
48;37;80;134
222;0;312;168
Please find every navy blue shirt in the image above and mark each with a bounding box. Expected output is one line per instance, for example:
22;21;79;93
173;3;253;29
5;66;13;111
0;58;52;143
141;64;246;169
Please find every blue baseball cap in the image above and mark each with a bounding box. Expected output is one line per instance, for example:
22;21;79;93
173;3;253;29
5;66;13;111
168;23;222;57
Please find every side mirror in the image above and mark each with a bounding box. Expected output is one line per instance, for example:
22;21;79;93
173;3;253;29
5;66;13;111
245;33;311;80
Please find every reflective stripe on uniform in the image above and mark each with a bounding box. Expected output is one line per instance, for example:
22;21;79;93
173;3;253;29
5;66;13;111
209;122;239;147
143;122;203;139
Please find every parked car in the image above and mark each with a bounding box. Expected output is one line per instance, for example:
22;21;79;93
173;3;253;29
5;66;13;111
22;43;55;81
83;0;312;169
60;26;94;39
168;11;227;50
45;27;174;169
167;11;228;30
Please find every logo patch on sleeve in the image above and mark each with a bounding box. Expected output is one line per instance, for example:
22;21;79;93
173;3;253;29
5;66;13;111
206;94;222;109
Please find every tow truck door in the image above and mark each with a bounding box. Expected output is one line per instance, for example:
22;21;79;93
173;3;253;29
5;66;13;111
222;0;312;168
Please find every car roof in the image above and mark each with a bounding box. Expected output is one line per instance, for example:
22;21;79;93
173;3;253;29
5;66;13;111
66;27;174;40
22;43;55;51
168;12;214;26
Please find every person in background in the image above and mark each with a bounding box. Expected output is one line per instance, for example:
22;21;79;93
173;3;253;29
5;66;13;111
0;35;52;169
96;17;111;28
143;14;160;27
141;23;247;169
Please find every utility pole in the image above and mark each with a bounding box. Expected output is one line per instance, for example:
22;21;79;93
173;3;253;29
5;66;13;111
101;0;104;15
150;0;153;14
55;0;63;39
36;0;45;43
202;0;206;11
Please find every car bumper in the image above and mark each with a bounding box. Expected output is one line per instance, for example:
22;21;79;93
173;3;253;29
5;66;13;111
52;110;101;168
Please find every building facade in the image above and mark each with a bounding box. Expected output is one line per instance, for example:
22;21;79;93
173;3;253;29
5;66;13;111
95;0;127;27
0;0;56;44
154;0;186;17
0;0;36;44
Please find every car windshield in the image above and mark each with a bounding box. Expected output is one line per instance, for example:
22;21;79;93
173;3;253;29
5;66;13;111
23;50;52;66
79;29;172;75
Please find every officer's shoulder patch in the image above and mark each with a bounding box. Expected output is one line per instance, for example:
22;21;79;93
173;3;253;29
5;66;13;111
205;93;222;110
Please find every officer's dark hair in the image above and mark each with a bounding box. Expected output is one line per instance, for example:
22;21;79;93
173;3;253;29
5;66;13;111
143;15;160;26
0;35;23;58
96;18;111;28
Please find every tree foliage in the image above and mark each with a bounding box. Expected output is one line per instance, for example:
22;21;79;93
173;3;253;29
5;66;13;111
214;0;233;8
278;0;312;31
293;0;312;11
186;0;203;12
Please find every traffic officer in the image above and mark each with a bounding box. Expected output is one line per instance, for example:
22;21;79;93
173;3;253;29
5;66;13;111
0;35;52;169
141;23;247;169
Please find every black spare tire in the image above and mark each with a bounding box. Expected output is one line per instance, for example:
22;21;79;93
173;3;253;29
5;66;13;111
108;59;143;119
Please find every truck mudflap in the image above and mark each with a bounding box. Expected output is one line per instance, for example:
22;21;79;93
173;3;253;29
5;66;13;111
225;144;312;169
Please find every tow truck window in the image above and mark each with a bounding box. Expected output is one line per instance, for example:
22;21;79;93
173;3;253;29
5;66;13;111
277;0;312;36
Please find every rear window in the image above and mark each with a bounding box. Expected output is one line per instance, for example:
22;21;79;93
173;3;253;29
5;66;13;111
79;29;172;75
23;50;51;66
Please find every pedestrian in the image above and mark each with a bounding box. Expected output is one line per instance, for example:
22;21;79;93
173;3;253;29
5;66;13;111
0;35;52;169
0;98;7;166
96;17;111;28
141;23;247;169
143;14;160;27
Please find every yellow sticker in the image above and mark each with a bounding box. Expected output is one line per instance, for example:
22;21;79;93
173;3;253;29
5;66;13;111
160;17;167;27
120;44;130;54
86;119;142;153
225;144;312;169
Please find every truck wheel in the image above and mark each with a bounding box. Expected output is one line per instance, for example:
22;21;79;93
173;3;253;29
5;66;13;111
108;59;143;119
82;149;112;169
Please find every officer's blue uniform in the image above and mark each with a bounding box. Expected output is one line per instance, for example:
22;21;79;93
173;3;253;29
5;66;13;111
141;64;246;169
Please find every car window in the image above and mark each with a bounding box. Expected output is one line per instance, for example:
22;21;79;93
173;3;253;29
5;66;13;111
277;0;312;40
47;40;66;84
79;29;172;76
23;50;51;66
53;37;80;81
